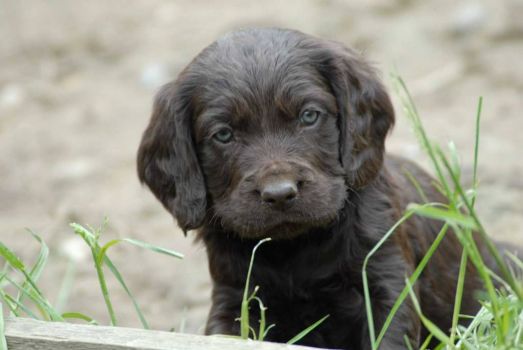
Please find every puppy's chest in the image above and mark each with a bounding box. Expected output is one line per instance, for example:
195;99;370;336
252;268;364;347
252;257;364;314
240;236;364;313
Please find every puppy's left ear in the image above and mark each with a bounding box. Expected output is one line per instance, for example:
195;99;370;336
319;43;395;188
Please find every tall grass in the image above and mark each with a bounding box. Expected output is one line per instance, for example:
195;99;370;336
0;223;328;347
0;222;183;334
362;74;523;349
239;237;274;341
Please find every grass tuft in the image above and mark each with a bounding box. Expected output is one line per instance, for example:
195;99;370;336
0;222;183;330
362;73;523;350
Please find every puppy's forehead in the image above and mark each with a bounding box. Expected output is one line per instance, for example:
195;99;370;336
191;29;335;126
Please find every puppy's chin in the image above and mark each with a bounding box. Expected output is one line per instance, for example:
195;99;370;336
260;218;336;240
226;220;328;240
215;208;341;240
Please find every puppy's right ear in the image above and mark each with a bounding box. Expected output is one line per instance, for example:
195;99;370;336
137;80;206;232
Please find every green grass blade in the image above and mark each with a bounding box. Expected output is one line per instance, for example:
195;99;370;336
98;239;122;266
0;303;7;350
0;241;25;271
92;249;117;326
3;274;43;318
71;223;118;326
419;334;433;350
73;221;184;329
62;312;99;325
374;223;449;348
252;297;266;340
287;314;330;345
252;296;274;341
25;231;49;282
263;324;276;340
95;237;182;328
438;149;523;300
103;255;149;329
99;238;183;266
0;264;9;285
450;249;468;345
391;73;453;199
19;270;56;317
402;168;429;203
121;239;184;259
240;292;249;337
2;258;62;321
391;73;522;349
362;208;421;347
4;273;62;321
507;253;523;271
1;292;38;319
471;96;483;208
456;304;493;347
249;326;256;339
70;223;97;247
0;289;20;317
403;334;414;350
407;203;477;229
15;231;49;311
240;238;271;339
406;279;451;345
447;141;461;185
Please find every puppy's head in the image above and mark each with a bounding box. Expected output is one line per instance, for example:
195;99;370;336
137;28;394;238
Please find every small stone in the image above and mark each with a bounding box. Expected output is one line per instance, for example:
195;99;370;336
59;236;90;263
140;62;171;90
52;159;96;181
0;84;25;109
451;3;488;36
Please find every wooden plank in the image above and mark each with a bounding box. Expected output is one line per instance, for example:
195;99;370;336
4;317;323;350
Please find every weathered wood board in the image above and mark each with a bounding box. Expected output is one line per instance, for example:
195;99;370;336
4;317;326;350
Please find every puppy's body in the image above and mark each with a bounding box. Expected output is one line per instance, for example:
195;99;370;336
203;156;485;349
137;28;504;349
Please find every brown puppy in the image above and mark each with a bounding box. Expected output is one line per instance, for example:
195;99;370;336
137;28;498;349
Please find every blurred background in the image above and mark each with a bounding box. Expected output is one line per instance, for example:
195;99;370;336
1;0;522;334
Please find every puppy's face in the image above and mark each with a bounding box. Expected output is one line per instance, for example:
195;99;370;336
137;28;394;239
194;52;346;238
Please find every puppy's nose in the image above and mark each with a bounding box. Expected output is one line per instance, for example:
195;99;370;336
261;179;298;205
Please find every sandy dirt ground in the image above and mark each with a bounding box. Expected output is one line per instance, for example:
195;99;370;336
1;0;522;334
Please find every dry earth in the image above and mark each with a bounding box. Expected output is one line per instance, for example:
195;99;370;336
1;0;522;334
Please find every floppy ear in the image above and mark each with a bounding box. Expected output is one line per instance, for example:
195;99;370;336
137;79;206;232
319;43;395;188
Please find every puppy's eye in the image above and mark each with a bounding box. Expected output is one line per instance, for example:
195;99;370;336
213;128;233;143
299;109;320;126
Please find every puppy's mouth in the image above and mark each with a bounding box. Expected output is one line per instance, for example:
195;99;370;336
260;217;334;239
218;205;341;240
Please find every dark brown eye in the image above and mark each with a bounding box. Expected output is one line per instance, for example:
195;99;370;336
299;109;320;126
213;128;233;143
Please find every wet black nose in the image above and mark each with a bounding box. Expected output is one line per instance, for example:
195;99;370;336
261;179;298;205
